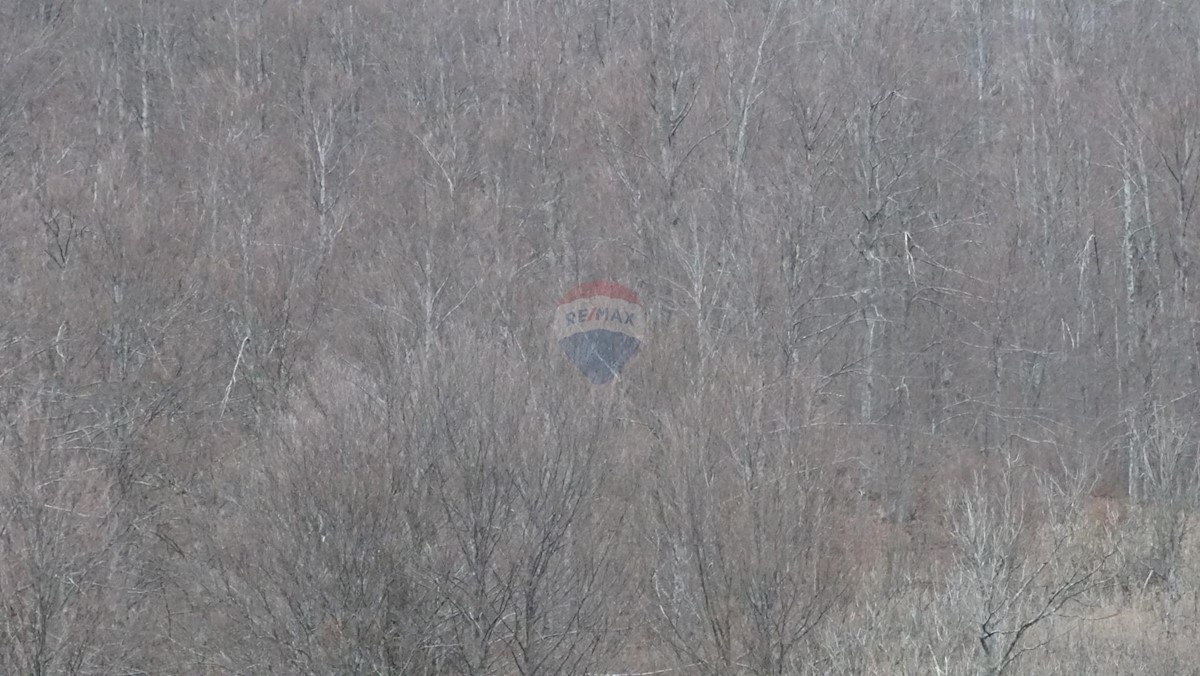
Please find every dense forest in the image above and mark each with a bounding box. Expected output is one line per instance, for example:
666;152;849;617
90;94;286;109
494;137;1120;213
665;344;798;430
2;0;1199;673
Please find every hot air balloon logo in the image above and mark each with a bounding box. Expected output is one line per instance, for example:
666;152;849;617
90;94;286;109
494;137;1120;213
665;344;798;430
555;280;643;385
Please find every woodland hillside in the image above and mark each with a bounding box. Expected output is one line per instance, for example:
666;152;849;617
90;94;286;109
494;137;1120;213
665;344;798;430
2;0;1200;673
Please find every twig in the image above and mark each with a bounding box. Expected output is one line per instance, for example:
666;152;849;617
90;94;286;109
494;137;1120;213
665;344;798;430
220;334;250;418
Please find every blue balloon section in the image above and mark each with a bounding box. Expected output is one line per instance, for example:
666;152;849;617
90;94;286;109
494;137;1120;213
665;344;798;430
555;280;642;385
558;330;641;385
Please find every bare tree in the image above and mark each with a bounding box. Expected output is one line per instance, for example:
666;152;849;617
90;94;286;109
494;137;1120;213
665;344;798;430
945;452;1115;676
643;360;846;675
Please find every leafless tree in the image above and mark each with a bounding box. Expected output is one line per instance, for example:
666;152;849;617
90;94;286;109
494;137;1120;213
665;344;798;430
4;0;1200;673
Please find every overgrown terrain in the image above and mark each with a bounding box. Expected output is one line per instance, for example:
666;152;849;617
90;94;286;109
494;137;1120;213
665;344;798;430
2;1;1200;673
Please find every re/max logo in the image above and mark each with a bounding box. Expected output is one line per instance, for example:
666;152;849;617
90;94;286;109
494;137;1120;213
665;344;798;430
564;306;636;326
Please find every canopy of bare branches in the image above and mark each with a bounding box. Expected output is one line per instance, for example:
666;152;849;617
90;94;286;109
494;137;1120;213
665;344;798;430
2;1;1199;673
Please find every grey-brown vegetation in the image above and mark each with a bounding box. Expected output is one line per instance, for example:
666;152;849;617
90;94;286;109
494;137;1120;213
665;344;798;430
3;0;1200;673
